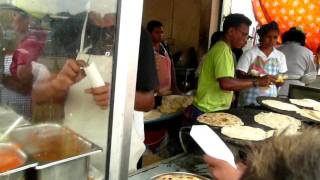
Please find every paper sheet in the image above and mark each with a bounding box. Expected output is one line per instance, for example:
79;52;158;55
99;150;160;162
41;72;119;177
190;125;236;168
84;62;105;88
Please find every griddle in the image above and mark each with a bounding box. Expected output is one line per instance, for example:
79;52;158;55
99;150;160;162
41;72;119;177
256;96;320;124
197;108;273;147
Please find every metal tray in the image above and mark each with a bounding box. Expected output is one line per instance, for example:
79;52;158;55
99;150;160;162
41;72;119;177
150;172;209;180
256;96;320;124
0;143;37;176
9;123;102;169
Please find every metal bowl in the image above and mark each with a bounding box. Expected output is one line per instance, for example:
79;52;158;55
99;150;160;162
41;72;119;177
150;172;209;180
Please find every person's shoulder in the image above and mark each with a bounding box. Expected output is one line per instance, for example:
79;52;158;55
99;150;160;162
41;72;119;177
209;41;231;55
301;46;314;56
213;41;228;49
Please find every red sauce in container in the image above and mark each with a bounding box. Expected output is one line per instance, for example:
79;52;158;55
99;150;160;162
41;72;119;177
0;147;24;173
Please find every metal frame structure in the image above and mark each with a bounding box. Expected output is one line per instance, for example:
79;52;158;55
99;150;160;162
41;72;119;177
105;0;144;179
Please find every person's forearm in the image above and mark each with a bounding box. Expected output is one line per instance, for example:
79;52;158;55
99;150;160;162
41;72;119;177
135;91;155;112
236;70;255;79
219;78;253;91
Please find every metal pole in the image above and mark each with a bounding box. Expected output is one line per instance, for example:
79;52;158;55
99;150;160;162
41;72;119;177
106;0;144;179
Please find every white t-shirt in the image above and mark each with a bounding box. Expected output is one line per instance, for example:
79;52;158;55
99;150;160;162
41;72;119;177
236;46;287;106
237;46;287;74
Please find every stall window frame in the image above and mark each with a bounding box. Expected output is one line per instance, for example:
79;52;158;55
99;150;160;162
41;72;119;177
104;0;144;179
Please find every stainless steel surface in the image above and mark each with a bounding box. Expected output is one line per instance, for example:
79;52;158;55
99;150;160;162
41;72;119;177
9;123;102;168
129;153;211;180
36;158;89;180
151;172;209;180
107;0;144;179
0;143;37;177
0;171;24;180
8;124;102;180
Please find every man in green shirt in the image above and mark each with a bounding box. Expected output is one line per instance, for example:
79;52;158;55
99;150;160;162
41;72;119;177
192;13;273;120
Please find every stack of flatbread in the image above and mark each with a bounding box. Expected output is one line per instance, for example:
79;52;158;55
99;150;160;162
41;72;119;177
262;100;300;111
159;95;193;114
221;126;273;141
197;112;243;127
254;112;301;136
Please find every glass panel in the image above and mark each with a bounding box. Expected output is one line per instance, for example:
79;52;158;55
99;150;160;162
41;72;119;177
0;0;117;179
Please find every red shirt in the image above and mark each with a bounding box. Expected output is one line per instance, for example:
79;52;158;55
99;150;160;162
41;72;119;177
10;30;47;77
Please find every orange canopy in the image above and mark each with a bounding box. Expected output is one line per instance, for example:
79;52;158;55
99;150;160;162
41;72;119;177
252;0;320;53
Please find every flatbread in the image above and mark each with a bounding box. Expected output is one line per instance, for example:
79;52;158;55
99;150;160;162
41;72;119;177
154;175;203;180
254;112;301;130
221;126;271;141
262;100;300;111
159;95;193;113
289;99;320;108
314;106;320;112
197;113;243;127
296;109;320;122
144;110;162;121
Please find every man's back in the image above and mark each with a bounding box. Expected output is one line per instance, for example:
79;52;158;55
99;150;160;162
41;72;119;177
193;41;234;112
278;42;316;78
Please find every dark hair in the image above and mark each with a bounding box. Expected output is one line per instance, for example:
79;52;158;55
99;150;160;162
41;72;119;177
257;21;279;39
209;31;223;48
222;13;252;33
281;27;306;46
147;20;163;33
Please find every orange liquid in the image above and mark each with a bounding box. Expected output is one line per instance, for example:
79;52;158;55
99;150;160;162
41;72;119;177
0;149;24;173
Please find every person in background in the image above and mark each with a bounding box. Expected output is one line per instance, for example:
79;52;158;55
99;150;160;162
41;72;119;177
192;13;272;121
147;20;180;95
278;27;317;96
236;21;286;106
204;128;320;180
0;5;47;118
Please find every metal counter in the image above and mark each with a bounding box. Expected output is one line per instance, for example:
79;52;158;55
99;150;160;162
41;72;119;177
129;153;211;180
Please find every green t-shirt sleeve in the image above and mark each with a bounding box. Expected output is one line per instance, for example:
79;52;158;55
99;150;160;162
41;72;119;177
214;48;234;79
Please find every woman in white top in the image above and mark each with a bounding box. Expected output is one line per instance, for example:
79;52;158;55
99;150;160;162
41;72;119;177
236;21;287;106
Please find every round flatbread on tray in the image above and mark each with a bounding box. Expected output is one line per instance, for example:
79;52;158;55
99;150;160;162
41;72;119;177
197;112;243;127
262;99;300;111
289;99;320;108
254;112;301;130
221;126;272;141
296;109;320;122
